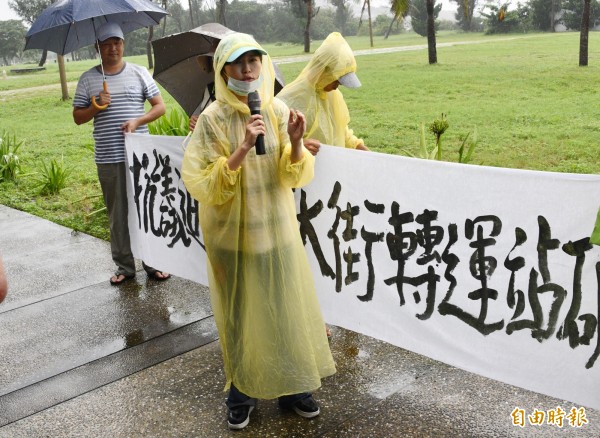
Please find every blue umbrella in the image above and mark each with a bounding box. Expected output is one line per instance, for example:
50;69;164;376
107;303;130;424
25;0;168;55
25;0;167;108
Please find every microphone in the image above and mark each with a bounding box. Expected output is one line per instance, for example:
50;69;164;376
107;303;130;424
247;91;265;155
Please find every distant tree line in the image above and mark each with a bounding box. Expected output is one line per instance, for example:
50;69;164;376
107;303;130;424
478;0;600;35
2;0;600;66
2;0;406;65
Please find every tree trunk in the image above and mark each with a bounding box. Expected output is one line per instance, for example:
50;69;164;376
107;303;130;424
57;55;70;101
188;0;195;28
385;14;398;39
467;0;474;31
38;49;48;67
579;0;590;66
218;0;227;26
304;0;312;53
550;0;556;32
161;0;168;38
426;0;437;64
367;0;373;47
358;0;367;31
147;26;154;70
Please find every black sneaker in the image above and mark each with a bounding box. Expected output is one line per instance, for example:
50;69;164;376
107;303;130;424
291;396;320;418
227;405;254;430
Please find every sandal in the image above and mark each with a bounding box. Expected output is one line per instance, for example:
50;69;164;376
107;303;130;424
110;273;135;286
146;269;171;281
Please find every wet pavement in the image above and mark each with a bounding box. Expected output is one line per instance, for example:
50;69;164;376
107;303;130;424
1;203;599;437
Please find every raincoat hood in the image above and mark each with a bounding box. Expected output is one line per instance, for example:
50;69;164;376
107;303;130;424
301;32;357;94
213;32;275;114
276;32;363;149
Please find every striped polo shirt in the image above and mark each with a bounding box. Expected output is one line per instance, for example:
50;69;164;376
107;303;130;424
73;62;160;164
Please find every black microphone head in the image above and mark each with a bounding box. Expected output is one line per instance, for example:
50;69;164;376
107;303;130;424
247;91;261;112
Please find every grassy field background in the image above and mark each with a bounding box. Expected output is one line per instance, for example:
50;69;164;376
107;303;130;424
1;31;599;240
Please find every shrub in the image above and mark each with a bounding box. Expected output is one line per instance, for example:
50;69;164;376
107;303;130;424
149;108;190;136
35;158;71;195
0;130;23;182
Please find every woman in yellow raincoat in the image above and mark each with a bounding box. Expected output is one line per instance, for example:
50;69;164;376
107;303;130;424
278;32;369;156
181;32;336;430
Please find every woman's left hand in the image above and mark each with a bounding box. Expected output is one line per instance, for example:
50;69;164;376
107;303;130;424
287;109;306;144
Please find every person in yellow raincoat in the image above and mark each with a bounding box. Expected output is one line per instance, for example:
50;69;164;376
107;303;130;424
181;32;336;430
277;32;369;156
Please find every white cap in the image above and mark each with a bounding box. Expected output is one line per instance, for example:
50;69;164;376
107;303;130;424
97;22;124;42
338;72;361;88
226;45;267;63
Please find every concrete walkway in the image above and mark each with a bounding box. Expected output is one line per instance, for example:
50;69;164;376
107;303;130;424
0;203;599;437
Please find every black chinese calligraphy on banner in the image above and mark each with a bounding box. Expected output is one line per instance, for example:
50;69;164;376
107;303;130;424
125;133;207;284
125;134;600;410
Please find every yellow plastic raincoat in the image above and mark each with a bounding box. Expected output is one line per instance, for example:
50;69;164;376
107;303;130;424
181;33;336;399
278;32;363;149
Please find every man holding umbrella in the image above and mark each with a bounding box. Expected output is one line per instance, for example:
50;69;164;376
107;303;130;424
73;22;169;285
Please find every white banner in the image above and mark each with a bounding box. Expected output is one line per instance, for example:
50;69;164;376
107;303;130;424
125;133;207;285
125;133;600;410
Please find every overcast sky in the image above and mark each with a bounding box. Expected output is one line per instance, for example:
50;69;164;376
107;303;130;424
0;0;18;21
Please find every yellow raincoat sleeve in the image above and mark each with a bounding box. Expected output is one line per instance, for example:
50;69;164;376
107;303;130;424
181;105;241;206
344;125;363;150
332;90;363;149
274;98;315;188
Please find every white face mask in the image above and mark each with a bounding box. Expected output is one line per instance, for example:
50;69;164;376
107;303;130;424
227;75;263;96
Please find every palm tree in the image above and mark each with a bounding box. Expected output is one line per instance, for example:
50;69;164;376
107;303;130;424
385;0;410;39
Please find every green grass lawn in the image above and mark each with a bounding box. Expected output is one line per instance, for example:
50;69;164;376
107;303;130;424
1;31;599;241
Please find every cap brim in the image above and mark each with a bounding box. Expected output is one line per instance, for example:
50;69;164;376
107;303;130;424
227;46;267;63
96;23;124;42
98;35;123;42
338;72;361;88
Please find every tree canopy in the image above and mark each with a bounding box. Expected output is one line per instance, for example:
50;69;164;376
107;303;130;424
450;0;478;31
8;0;52;25
561;0;600;30
410;0;441;37
0;20;27;65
